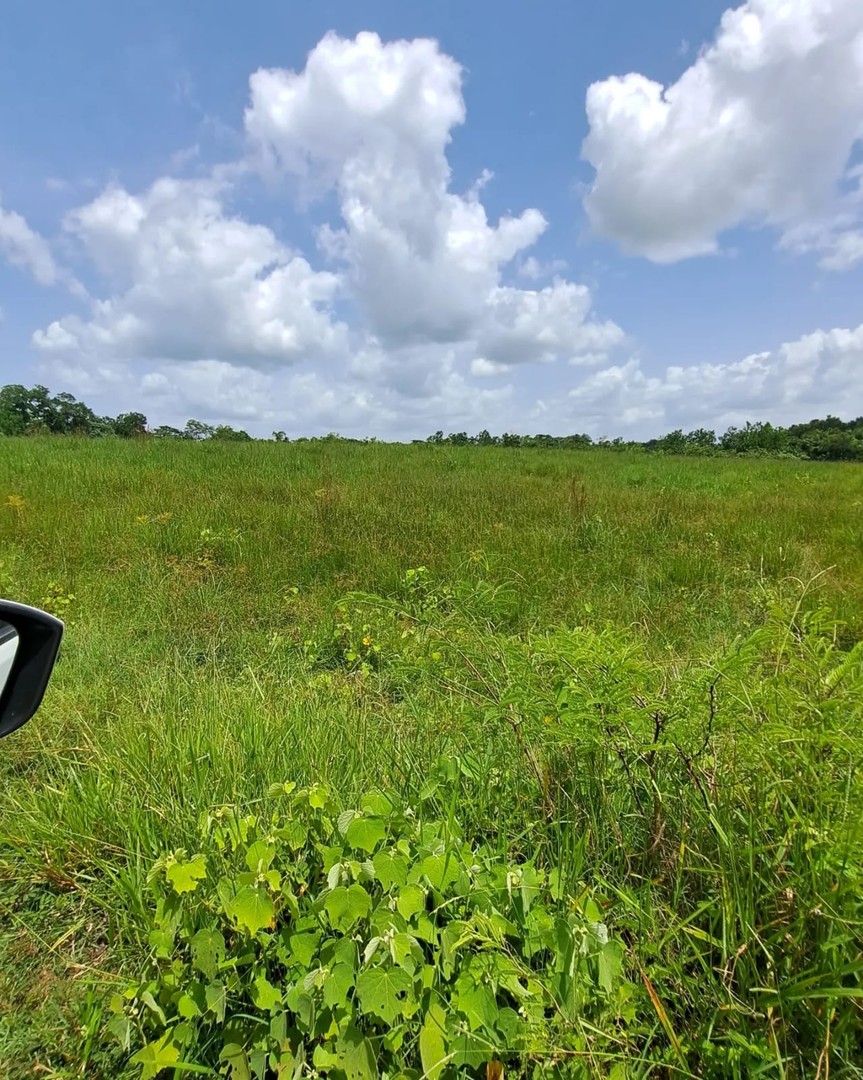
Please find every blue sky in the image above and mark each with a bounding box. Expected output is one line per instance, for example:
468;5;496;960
1;0;862;437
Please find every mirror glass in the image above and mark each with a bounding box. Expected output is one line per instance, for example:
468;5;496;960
0;620;19;700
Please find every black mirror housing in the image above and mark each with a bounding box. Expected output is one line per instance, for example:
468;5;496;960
0;600;64;739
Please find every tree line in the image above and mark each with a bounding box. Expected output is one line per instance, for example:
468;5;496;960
2;382;862;460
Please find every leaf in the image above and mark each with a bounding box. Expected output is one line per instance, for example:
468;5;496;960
230;884;275;935
325;884;371;932
323;962;356;1009
396;884;426;921
147;927;174;958
107;1013;131;1053
177;992;202;1019
252;972;282;1012
221;1042;252;1080
313;1044;340;1070
129;1031;180;1079
164;853;207;895
245;839;276;873
191;926;226;981
372;850;408;891
288;932;320;968
340;1025;378;1080
278;819;308;851
419;1001;448;1080
361;791;395;818
420;853;461;892
337;809;358;835
205;982;227;1023
355;966;414;1025
598;939;624;994
454;976;498;1033
346;816;387;853
487;1062;504;1080
308;784;328;809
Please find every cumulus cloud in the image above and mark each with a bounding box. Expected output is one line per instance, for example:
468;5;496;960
0;199;61;285
34;177;347;365
567;323;863;432
32;30;623;437
245;31;620;359
582;0;863;263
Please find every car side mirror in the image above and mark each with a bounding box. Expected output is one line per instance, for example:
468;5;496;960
0;600;64;739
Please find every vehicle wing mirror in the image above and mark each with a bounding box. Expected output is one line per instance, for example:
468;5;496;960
0;601;64;739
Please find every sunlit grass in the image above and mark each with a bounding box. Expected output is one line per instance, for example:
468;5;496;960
1;438;862;1076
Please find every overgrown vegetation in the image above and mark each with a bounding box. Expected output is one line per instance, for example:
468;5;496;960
3;382;863;459
1;438;862;1077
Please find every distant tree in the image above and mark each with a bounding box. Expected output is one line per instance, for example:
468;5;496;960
272;431;288;442
113;412;148;438
183;419;214;441
51;392;99;435
152;425;184;439
212;425;253;441
0;384;55;434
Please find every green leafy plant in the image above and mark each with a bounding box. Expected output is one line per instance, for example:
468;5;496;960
115;777;632;1077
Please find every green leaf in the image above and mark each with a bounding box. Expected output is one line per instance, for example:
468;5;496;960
229;884;275;935
252;972;282;1012
340;1025;378;1080
164;853;207;895
598;939;624;994
361;791;395;817
245;839;276;873
288;931;320;968
396;883;425;921
454;976;498;1033
325;884;371;932
449;1030;488;1069
129;1031;180;1079
191;926;226;981
220;1042;252;1080
308;784;328;809
419;1001;448;1080
277;818;308;851
147;927;174;958
346;816;387;853
313;1043;339;1070
177;991;202;1019
391;932;422;973
420;853;461;892
323;962;356;1009
205;982;227;1023
356;966;414;1025
372;850;408;891
107;1013;131;1053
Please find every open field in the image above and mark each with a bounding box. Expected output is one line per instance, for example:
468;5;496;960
1;439;862;1077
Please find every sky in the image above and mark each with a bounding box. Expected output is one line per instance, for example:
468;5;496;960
1;0;862;440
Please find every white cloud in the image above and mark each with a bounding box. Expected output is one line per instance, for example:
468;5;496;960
34;177;347;365
518;255;568;280
582;0;863;264
245;31;619;358
567;323;863;432
476;282;625;368
32;30;623;439
0;198;61;285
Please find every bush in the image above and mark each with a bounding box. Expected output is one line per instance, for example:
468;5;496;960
115;781;631;1078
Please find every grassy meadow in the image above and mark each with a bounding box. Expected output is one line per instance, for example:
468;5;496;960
1;438;862;1078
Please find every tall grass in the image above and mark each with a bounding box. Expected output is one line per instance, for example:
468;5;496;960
1;438;862;1076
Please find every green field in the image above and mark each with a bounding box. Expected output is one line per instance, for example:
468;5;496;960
1;439;862;1078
